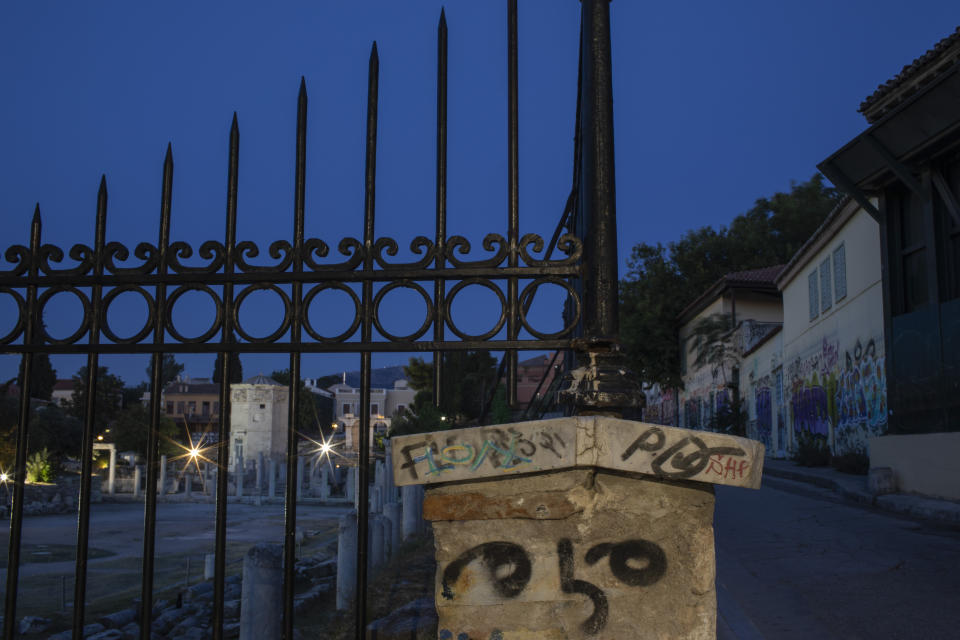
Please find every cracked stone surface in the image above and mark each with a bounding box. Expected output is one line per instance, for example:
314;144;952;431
426;469;717;640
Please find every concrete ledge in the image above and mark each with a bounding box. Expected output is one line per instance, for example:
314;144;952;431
393;417;764;490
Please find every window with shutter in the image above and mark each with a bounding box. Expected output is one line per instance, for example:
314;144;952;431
833;244;847;301
808;270;819;320
820;257;832;311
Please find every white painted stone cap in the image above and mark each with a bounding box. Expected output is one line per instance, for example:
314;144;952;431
391;416;764;490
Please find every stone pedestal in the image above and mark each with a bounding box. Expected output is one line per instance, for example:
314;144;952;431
392;416;765;640
426;470;714;639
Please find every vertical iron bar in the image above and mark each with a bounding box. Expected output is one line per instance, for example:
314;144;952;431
432;9;448;410
578;0;619;342
72;176;108;638
356;41;378;640
283;77;308;639
3;206;41;640
506;0;519;407
212;113;239;640
140;144;173;640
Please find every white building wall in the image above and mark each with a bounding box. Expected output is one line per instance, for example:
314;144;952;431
740;331;785;457
678;297;782;431
780;208;886;455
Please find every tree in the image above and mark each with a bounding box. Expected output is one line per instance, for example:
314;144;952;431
620;174;840;388
402;351;497;425
212;353;243;384
67;366;125;433
18;353;56;400
688;314;738;387
149;354;184;390
110;403;180;457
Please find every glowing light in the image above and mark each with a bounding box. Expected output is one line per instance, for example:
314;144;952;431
166;419;224;493
0;473;8;483
97;435;104;441
299;430;345;471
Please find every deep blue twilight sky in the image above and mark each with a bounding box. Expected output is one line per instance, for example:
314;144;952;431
1;1;958;387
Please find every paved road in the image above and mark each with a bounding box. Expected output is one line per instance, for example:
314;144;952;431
715;477;960;640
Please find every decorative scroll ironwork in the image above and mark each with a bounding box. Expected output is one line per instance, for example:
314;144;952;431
0;2;617;640
0;232;582;351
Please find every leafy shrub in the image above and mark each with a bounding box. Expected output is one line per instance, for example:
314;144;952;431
831;447;870;475
25;447;53;483
793;430;829;467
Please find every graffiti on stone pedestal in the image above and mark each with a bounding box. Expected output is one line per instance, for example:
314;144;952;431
393;417;764;489
440;537;667;637
399;426;551;481
620;426;749;481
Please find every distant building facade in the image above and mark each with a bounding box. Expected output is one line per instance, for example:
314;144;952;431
328;377;415;452
675;266;784;432
229;374;288;470
163;377;220;426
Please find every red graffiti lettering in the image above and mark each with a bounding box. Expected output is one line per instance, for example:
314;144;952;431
708;455;725;476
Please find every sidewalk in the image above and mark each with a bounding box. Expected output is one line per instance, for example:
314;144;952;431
762;458;960;527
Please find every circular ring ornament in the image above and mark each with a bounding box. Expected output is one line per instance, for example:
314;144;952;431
372;281;434;342
302;283;362;343
233;284;292;343
101;285;156;344
37;286;91;345
517;277;581;340
0;287;26;345
165;284;223;344
444;278;507;341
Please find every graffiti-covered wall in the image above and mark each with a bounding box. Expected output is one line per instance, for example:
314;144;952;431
642;385;677;426
785;334;886;453
779;206;886;454
741;329;785;456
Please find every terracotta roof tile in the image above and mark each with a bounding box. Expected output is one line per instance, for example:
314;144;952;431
722;265;784;285
859;26;960;123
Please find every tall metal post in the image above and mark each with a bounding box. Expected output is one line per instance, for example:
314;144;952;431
560;0;643;416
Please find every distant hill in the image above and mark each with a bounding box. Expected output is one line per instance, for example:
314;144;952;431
317;365;408;390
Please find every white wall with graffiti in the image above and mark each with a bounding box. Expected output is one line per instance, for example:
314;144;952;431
678;299;782;433
777;203;886;455
741;328;786;457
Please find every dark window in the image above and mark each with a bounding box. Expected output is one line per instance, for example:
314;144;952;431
188;401;196;414
165;402;174;415
259;403;266;409
343;403;351;415
177;401;185;415
833;244;847;301
202;401;210;416
371;403;379;416
820;257;832;311
889;187;930;314
808;271;819;320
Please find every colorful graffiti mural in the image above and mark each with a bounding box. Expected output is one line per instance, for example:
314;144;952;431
787;336;886;453
642;387;677;426
754;386;773;449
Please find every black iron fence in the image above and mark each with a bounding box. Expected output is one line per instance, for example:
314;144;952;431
0;1;625;638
